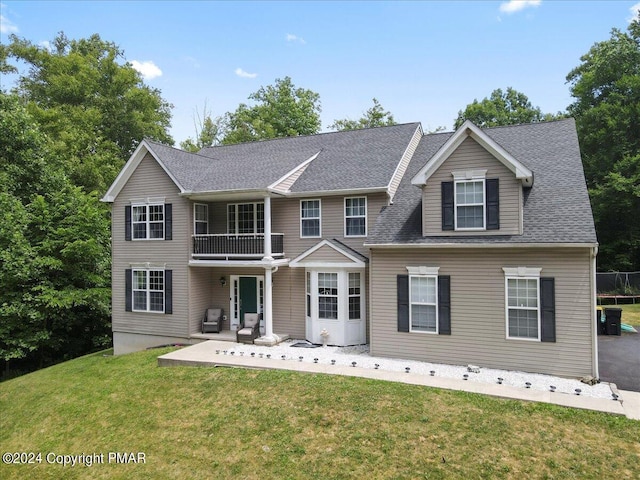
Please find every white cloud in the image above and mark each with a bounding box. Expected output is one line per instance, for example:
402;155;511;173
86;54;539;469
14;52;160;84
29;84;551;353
0;6;18;34
235;68;257;79
286;33;306;44
130;60;163;80
39;40;52;51
629;2;640;22
499;0;541;14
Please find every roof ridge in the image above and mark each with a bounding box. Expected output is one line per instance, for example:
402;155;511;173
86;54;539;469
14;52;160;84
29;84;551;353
198;122;422;152
143;138;225;162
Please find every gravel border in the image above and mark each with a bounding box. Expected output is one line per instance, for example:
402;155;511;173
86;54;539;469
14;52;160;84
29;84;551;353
216;339;614;399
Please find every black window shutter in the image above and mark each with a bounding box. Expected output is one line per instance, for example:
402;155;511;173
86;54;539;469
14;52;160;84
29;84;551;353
486;178;500;230
125;206;132;241
164;204;172;240
438;275;451;335
441;182;454;231
164;270;173;314
397;275;409;332
125;269;132;312
540;277;555;342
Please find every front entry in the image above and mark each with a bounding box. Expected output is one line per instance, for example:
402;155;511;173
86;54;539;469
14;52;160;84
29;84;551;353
230;275;264;331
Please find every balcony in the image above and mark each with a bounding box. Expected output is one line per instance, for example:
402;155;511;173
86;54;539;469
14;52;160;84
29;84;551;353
192;234;284;260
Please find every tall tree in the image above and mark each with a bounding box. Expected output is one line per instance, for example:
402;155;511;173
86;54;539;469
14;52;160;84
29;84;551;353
6;32;173;193
180;102;224;152
454;87;561;129
222;76;321;145
329;98;396;131
567;13;640;271
0;92;111;374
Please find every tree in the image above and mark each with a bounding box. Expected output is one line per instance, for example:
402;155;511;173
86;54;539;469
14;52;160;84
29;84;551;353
454;87;561;129
0;92;111;374
6;32;173;193
567;13;640;271
329;98;396;131
222;77;321;145
180;102;224;152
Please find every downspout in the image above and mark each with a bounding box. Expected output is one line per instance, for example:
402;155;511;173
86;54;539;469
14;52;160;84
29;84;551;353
591;246;599;379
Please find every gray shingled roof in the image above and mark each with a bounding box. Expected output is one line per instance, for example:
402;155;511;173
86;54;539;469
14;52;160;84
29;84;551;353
368;118;598;245
147;123;421;193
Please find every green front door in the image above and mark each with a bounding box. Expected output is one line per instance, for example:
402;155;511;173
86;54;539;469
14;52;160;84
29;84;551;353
239;276;258;322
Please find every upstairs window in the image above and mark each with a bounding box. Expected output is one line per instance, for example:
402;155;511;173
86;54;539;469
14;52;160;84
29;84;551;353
132;203;164;240
301;199;321;238
194;203;208;235
455;179;485;230
228;203;264;234
345;197;367;237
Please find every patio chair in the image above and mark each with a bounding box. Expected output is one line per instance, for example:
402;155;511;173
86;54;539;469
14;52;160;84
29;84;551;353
236;313;260;344
202;308;224;333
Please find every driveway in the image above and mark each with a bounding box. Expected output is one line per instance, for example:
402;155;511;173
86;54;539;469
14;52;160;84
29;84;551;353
598;332;640;392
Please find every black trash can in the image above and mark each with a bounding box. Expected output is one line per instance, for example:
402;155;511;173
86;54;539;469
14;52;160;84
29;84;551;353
597;309;606;335
604;307;622;336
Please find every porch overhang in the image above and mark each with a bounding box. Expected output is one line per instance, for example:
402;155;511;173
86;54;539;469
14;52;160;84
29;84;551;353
289;239;368;268
189;258;290;268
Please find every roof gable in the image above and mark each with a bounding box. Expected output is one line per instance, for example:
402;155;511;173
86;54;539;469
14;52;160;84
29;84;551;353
290;239;367;268
411;120;533;187
102;140;186;202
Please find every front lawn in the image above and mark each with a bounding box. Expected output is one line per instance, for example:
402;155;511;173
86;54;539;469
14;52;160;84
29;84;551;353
1;348;638;479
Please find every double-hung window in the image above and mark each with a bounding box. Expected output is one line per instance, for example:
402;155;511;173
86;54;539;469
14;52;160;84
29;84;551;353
194;203;208;234
318;273;338;320
345;197;367;237
409;274;438;333
455;179;485;230
504;267;542;341
301;200;321;238
348;272;361;320
132;269;165;313
132;203;164;239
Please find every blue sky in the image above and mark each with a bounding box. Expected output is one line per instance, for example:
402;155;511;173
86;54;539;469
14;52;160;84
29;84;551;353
1;1;639;144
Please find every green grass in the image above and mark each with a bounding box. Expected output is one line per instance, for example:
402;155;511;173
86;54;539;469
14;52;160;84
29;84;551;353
1;348;639;480
617;304;640;326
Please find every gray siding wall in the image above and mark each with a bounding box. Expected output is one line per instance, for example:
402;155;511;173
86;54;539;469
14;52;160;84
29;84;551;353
112;153;191;338
422;137;522;236
369;247;594;377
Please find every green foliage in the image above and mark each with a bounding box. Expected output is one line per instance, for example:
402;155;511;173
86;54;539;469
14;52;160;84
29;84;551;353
6;32;173;193
180;102;224;152
329;98;396;131
454;87;563;129
567;14;640;270
0;92;111;369
222;76;321;145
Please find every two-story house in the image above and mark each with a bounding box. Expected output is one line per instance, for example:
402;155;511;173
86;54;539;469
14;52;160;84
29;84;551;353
102;118;599;378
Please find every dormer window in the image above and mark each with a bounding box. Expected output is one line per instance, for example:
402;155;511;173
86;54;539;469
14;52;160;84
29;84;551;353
455;179;485;230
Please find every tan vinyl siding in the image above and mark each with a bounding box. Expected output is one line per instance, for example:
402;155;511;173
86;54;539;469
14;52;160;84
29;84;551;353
111;153;191;338
188;267;213;333
369;247;594;377
272;192;387;258
422;136;521;236
389;126;422;201
271;161;312;193
301;245;355;263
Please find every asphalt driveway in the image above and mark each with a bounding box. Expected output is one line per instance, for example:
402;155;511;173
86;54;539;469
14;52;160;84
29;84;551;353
598;332;640;392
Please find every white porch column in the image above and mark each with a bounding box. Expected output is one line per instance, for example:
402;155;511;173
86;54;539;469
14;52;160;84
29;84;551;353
263;195;273;261
263;266;274;340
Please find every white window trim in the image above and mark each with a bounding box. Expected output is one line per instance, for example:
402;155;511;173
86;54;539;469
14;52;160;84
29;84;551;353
193;203;208;235
132;202;165;241
454;178;485;231
409;274;439;334
132;268;165;313
504;267;542;341
227;202;265;234
348;272;362;321
300;199;321;238
344;197;367;237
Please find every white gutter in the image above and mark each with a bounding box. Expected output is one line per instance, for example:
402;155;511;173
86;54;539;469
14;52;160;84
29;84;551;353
364;242;599;249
